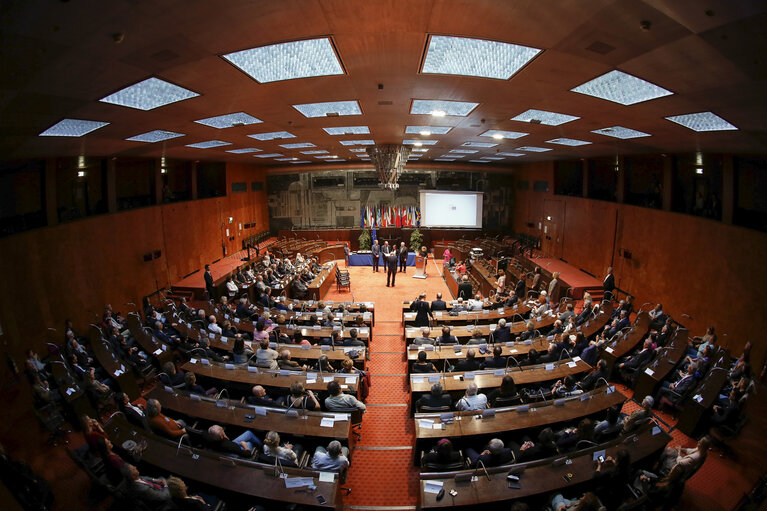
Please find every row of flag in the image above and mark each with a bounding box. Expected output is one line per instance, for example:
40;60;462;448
361;205;420;228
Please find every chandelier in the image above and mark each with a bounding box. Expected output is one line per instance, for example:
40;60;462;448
366;144;411;190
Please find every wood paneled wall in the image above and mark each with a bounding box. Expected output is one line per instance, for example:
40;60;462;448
512;161;767;370
0;163;268;370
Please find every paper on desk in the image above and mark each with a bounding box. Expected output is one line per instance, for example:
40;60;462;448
572;356;581;362
412;376;425;384
605;347;614;353
453;375;461;380
345;376;356;384
66;388;75;396
153;349;162;356
568;361;577;368
333;413;349;421
284;477;313;488
318;471;335;483
424;480;444;494
323;376;335;383
419;419;434;429
190;358;198;364
320;418;335;428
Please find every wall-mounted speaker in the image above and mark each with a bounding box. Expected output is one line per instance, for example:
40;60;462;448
153;250;162;259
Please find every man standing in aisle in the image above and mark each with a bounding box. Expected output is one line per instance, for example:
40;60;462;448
386;250;398;287
204;264;215;300
603;266;615;302
371;239;380;272
398;241;408;273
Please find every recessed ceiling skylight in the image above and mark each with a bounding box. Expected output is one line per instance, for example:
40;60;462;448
482;156;504;160
293;101;361;118
315;155;340;159
498;152;524;157
411;100;479;117
279;142;316;149
511;109;579;126
301;150;329;154
291;161;311;164
515;146;552;152
254;153;284;158
100;77;198;111
435;158;455;162
339;140;375;146
449;149;478;154
546;138;592;146
39;119;109;137
469;160;491;163
480;130;528;140
226;148;262;154
404;139;438;145
126;130;185;143
248;131;296;141
413;148;429;152
185;140;231;149
406;126;452;135
442;154;465;158
665;112;738;132
275;157;300;161
422;35;541;80
222;37;343;83
323;126;370;135
591;126;651;139
571;70;673;105
462;141;497;148
349;148;367;153
195;112;262;129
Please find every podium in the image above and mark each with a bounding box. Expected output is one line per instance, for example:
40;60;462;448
413;255;427;279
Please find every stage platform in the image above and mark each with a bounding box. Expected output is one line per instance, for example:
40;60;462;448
524;257;603;300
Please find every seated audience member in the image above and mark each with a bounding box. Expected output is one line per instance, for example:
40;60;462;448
618;338;655;383
430;293;447;311
255;340;278;369
183;372;216;397
247;385;282;407
451;297;468;313
531;293;549;316
116;392;147;427
466;329;487;345
343;328;366;347
31;374;60;405
605;309;630;338
556;418;595;451
160;361;185;387
503;290;519;307
467;293;484;311
578;359;608;391
204;424;261;456
729;342;752;383
412;327;435;346
416;383;452;411
558;303;575;322
512;427;559;462
575;299;593;325
579;341;599;367
594;405;624;436
623;396;654;433
324;380;366;411
519;321;536;341
493;318;511;344
593;449;633;509
207;316;223;335
689;326;716;357
657;363;697;408
454;349;481;372
121;463;170;504
167;476;216;511
481;346;507;369
551;375;583;398
455;382;488;411
311;440;350;472
487;375;521;407
314;355;335;374
146;398;186;438
436;326;458;345
649;303;667;328
519;348;540;367
225;277;238;298
278;350;306;371
284;382;319;410
421;438;463;469
262;430;301;465
235;298;252;319
231;336;251;364
551;491;602;511
466;438;514;467
85;368;113;402
656;436;711;478
411;351;437;373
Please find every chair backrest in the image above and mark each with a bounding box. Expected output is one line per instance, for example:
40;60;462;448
419;405;451;413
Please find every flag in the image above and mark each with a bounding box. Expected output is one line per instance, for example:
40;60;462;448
371;226;377;243
415;207;421;227
360;207;366;228
395;206;401;228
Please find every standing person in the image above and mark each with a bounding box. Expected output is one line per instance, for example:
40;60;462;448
203;264;215;300
420;246;429;276
603;267;615;301
398;242;408;273
496;268;507;295
382;240;391;255
386;250;398;287
443;247;452;266
343;243;350;267
410;292;433;327
371;240;380;272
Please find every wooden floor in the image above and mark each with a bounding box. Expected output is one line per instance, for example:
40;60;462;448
1;258;765;510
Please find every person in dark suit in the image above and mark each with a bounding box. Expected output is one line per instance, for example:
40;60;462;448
343;244;350;267
603;266;615;301
203;264;215;300
430;293;447;311
386;251;398;287
410;292;432;327
492;318;511;344
618;338;655;383
436;326;458;345
657;363;697;405
514;276;526;300
382;241;391;255
416;383;452;411
371;240;380;272
578;359;608;391
466;438;515;467
457;275;473;300
398;242;408;273
455;349;481;372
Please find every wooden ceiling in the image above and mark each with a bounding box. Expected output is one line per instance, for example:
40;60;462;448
1;0;766;171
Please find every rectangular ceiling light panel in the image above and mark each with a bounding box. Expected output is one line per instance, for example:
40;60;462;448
665;112;737;132
591;126;651;139
422;35;541;80
406;126;452;135
279;142;316;148
462;141;497;148
449;149;478;154
195;112;262;129
126;130;185;143
482;156;504;160
571;70;673;105
404;139;438;145
480;129;528;139
185;140;231;148
293;101;361;118
40;119;109;137
546;138;592;146
469;160;491;163
302;150;329;154
498;152;524;157
100;77;198;110
339;140;375;146
515;146;552;152
323;126;370;135
226;148;262;153
435;158;455;161
510;109;579;126
222;37;343;83
254;153;284;158
411;99;478;117
248;131;296;141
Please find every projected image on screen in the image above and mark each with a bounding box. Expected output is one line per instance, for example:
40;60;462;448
420;191;483;228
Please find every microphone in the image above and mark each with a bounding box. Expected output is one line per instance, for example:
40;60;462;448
559;349;571;361
473;460;491;481
508;356;523;372
538;388;548;405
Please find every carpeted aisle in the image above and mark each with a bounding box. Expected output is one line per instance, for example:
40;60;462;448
324;258;448;509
